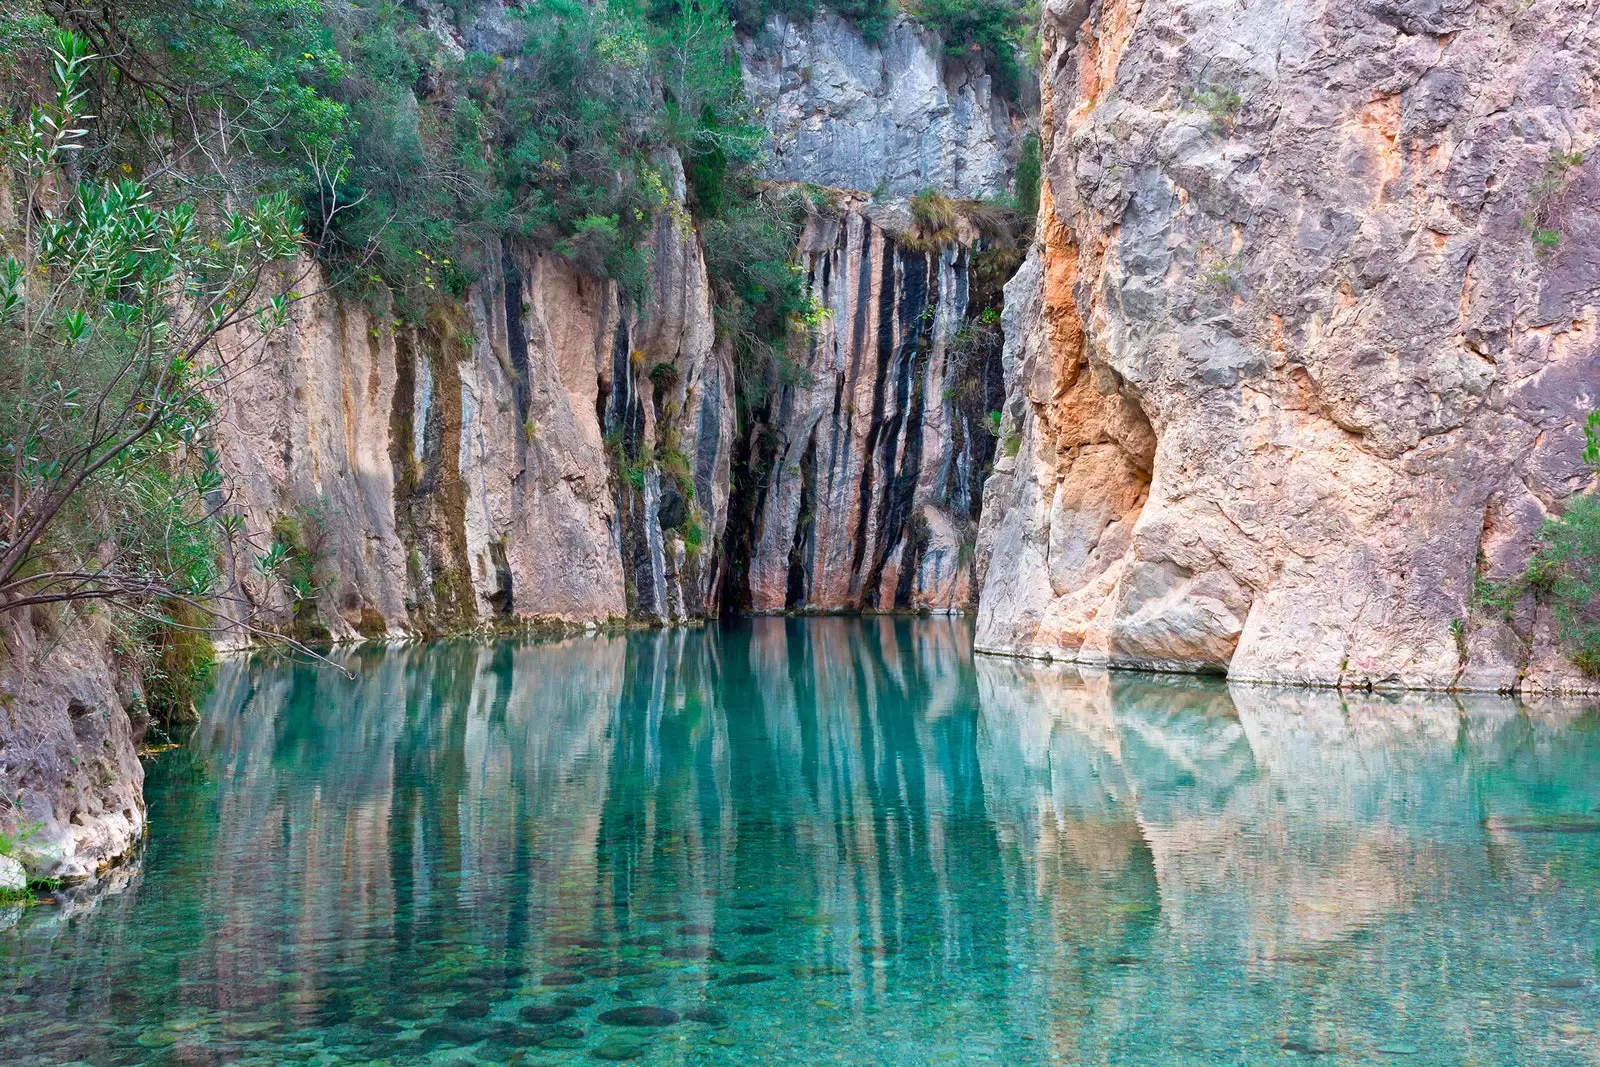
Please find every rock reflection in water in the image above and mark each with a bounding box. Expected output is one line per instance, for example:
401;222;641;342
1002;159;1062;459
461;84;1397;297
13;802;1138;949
1;619;1597;1067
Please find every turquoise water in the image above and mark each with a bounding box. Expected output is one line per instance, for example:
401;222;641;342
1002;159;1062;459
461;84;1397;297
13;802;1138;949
3;618;1600;1066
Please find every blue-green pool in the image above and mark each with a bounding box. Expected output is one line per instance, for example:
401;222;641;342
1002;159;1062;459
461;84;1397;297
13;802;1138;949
4;618;1599;1065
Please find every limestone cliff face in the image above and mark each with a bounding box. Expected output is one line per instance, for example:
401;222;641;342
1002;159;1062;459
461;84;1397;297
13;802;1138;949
731;199;1004;612
206;14;1022;634
213;190;734;638
0;619;146;882
741;13;1020;198
727;17;1024;613
977;0;1600;691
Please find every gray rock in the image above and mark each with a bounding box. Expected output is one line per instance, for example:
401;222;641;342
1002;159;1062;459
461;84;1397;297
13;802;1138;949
741;13;1024;198
0;618;146;880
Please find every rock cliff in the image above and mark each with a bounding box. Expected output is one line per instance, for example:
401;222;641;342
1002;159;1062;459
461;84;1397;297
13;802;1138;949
208;13;1023;635
0;617;147;882
726;196;1008;613
213;188;734;637
741;13;1019;198
976;0;1600;692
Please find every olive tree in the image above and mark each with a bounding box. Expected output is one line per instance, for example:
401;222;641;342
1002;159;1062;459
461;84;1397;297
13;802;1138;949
0;30;301;635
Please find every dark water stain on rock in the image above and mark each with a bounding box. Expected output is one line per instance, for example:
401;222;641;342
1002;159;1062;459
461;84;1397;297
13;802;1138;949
717;972;775;986
540;971;588;986
598;1007;681;1027
731;951;776;966
733;924;774;936
520;1005;576;1024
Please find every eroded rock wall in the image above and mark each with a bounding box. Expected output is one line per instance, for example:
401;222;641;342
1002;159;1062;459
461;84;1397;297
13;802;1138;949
728;14;1026;614
0;617;146;881
978;0;1600;691
213;192;734;638
741;13;1022;198
735;201;1004;612
204;14;1022;633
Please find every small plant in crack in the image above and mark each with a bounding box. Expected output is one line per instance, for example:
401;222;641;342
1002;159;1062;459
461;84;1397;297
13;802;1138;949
1184;83;1244;135
1522;148;1586;254
1197;248;1243;295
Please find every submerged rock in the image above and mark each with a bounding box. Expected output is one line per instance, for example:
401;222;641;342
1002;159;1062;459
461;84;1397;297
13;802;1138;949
585;963;652;978
592;1035;651;1060
716;973;775;986
598;1007;681;1027
519;1005;576;1024
539;972;587;987
553;994;597;1008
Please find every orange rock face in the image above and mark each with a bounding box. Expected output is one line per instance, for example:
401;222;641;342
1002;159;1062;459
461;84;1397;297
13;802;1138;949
976;0;1600;692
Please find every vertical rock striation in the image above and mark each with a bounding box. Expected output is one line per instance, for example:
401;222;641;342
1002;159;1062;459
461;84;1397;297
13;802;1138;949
213;184;735;637
725;14;1026;613
206;12;1023;633
978;0;1600;692
733;199;1004;612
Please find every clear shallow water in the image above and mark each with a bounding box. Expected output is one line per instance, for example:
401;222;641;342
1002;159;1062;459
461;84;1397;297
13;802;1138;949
4;618;1600;1067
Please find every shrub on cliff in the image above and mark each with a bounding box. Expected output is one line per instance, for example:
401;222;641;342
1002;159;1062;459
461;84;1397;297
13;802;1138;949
0;29;310;717
1479;412;1600;676
910;0;1033;102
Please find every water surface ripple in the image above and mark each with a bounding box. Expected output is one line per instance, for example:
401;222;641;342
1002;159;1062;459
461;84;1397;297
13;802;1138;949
4;618;1600;1065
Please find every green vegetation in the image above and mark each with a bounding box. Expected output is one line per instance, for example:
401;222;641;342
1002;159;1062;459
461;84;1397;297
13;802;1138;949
1478;412;1600;675
1198;249;1241;295
1186;82;1244;135
1523;149;1585;254
910;0;1034;102
0;821;67;903
1014;131;1041;222
0;26;302;717
257;502;333;640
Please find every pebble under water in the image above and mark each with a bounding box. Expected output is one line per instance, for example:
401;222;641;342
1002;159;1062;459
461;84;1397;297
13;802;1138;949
4;617;1600;1066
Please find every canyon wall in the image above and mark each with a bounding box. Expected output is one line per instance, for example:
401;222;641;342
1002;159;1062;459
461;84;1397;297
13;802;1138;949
726;15;1023;613
977;0;1600;692
728;200;1006;613
213;170;734;638
211;13;1022;636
